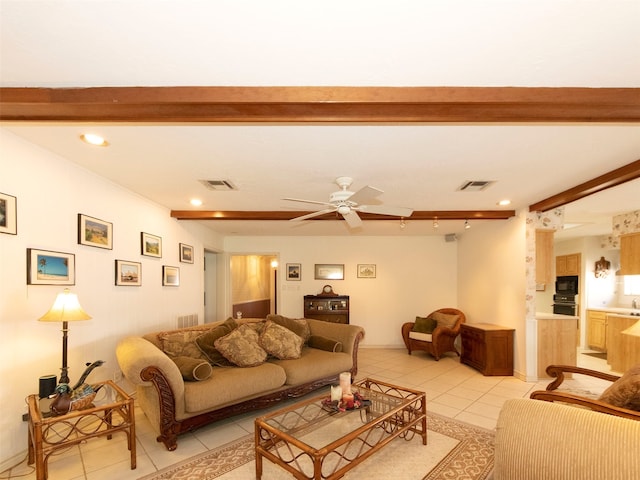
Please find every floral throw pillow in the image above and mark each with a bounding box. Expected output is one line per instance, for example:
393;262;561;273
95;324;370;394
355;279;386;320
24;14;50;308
214;324;268;367
259;321;303;360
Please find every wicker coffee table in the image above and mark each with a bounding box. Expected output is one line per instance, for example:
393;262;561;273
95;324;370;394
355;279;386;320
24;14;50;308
255;378;426;480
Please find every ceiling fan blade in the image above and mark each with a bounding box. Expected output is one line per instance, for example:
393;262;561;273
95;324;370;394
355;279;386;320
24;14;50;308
357;204;414;217
346;185;384;205
283;197;333;207
290;208;336;222
342;211;363;228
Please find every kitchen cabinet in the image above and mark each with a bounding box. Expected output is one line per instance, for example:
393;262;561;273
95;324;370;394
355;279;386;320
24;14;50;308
537;315;578;378
536;230;554;288
304;287;349;324
606;314;640;372
556;253;581;276
460;323;514;376
586;309;607;352
619;232;640;275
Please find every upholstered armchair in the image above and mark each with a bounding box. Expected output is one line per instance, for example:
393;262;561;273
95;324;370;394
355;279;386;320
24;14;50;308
530;364;640;421
401;308;466;361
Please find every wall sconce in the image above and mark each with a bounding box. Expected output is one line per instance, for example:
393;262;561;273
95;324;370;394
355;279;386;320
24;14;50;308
38;289;92;385
464;219;471;229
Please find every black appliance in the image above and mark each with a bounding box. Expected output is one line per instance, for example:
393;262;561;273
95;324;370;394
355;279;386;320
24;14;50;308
553;293;577;316
555;275;579;295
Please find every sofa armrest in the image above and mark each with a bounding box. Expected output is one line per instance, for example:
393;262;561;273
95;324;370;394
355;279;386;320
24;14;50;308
116;336;185;398
306;319;365;355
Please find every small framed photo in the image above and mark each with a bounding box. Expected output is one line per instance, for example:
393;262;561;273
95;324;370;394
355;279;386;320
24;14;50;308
141;232;162;257
0;192;17;235
286;263;301;281
357;264;377;278
27;248;75;285
78;214;113;249
314;263;344;280
163;265;180;286
179;243;194;263
115;260;141;286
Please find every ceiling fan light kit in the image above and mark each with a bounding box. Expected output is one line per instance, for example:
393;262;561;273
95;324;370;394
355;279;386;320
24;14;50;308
284;177;414;229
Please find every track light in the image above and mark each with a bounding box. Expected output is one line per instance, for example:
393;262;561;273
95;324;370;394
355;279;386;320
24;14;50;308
464;219;471;229
400;218;406;229
433;217;439;229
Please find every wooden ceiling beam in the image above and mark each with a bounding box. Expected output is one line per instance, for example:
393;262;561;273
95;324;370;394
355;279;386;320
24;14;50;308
2;86;639;123
170;210;516;221
529;158;640;212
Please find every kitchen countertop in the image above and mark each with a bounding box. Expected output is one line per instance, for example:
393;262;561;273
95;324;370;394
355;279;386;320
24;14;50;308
587;307;640;317
535;312;578;320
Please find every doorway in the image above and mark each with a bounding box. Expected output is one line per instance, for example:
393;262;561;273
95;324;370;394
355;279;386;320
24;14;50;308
230;254;278;319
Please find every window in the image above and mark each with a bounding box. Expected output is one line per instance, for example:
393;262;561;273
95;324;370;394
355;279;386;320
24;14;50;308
623;275;640;296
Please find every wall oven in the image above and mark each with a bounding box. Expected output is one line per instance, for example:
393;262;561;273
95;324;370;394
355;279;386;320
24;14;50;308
553;293;578;316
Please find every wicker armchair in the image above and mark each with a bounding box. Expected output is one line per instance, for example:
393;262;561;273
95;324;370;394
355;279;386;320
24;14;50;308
401;308;466;361
530;364;640;421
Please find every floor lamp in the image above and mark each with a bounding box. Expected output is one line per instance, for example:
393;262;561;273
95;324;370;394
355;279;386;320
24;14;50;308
38;289;92;385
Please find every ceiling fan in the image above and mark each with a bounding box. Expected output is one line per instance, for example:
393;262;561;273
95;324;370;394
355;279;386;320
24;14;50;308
284;177;414;228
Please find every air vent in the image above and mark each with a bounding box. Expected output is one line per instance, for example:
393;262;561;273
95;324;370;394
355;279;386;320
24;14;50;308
199;179;237;191
458;180;495;192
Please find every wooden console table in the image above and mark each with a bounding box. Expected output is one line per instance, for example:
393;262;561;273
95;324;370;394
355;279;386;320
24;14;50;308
461;323;514;376
27;380;136;480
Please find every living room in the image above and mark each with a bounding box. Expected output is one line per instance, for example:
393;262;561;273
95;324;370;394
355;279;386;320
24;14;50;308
2;1;640;478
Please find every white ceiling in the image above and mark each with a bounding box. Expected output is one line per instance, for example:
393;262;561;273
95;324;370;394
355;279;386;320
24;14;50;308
1;0;639;238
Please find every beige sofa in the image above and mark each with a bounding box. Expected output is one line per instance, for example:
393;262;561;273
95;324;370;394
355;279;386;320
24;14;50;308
116;317;364;451
493;399;640;480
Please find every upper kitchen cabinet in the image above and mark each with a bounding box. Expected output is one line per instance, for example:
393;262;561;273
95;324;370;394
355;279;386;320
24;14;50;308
619;232;640;275
556;253;581;277
536;230;554;287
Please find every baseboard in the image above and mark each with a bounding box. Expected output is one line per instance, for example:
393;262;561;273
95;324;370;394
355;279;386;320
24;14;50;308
0;450;28;474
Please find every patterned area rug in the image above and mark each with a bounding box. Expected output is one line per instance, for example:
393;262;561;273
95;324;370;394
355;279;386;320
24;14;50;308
140;412;494;480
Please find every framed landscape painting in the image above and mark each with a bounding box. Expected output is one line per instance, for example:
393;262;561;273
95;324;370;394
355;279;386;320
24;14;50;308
78;213;113;249
27;248;75;285
357;264;376;278
179;243;194;263
0;192;17;235
115;259;141;286
314;264;344;280
286;263;301;281
163;266;180;286
141;232;162;257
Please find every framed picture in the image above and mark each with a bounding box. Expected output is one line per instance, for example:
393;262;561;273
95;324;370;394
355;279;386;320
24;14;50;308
314;263;344;280
27;248;75;285
0;192;17;235
357;264;377;278
78;213;113;249
179;243;194;263
115;260;141;286
141;232;162;257
286;263;301;281
163;265;180;286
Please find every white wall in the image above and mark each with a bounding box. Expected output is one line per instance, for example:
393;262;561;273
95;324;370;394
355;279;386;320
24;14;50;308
224;236;458;347
457;213;528;378
0;129;224;466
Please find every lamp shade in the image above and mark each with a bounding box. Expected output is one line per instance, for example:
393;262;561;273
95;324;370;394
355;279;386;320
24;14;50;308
621;319;640;338
38;289;92;322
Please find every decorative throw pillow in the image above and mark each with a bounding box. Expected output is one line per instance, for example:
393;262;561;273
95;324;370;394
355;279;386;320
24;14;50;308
412;316;438;334
598;364;640;411
158;325;213;360
431;311;460;329
308;335;343;353
266;314;311;343
171;355;213;381
214;324;268;367
195;317;238;366
259;321;303;359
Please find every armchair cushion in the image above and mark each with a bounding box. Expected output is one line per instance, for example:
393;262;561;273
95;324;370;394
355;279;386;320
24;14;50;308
431;311;460;329
412;316;437;334
598;363;640;411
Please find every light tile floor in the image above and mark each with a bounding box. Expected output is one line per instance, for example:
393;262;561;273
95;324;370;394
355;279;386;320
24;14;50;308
3;347;613;480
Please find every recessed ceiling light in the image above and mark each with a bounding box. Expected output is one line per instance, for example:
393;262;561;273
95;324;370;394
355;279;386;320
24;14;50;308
80;133;108;146
190;198;203;207
497;199;511;206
